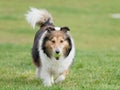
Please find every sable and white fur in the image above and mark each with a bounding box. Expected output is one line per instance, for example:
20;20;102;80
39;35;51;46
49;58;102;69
25;7;75;86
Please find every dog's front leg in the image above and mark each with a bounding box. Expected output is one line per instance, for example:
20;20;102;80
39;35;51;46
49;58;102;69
55;70;69;84
40;70;53;86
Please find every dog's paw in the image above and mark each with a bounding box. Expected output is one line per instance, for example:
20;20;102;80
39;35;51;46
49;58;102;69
55;75;65;84
43;81;52;87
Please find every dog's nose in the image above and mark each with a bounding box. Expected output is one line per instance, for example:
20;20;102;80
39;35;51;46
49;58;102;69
55;49;60;54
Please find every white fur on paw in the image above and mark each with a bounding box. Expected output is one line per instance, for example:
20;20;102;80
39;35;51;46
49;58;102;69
43;81;52;87
55;75;65;84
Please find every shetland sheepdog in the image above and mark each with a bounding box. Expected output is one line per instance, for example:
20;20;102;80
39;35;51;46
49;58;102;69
25;8;75;86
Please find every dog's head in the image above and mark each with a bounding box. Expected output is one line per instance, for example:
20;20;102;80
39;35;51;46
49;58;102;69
42;26;72;60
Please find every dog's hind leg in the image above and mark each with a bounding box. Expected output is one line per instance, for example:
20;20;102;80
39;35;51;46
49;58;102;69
55;70;69;84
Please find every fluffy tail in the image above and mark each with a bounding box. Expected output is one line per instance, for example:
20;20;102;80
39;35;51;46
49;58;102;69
25;7;53;29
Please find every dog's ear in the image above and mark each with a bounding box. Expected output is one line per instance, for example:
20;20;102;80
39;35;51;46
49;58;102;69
61;26;70;33
46;27;55;33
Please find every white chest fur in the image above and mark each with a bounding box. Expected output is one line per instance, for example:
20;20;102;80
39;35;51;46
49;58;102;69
40;49;74;77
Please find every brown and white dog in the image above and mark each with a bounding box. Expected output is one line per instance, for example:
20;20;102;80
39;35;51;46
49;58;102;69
25;8;75;86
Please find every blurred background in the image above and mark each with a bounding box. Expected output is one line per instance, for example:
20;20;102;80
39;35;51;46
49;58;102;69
0;0;120;50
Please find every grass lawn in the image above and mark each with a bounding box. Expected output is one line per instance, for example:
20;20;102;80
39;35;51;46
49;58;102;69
0;0;120;90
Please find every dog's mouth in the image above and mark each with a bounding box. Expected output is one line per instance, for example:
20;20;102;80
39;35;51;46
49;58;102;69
53;53;61;60
55;57;59;60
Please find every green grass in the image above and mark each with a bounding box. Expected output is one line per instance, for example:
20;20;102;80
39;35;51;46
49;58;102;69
0;0;120;90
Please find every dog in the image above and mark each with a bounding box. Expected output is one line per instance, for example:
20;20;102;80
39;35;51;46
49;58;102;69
25;8;75;86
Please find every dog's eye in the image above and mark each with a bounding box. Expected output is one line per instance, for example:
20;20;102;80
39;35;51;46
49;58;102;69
60;40;64;43
51;40;55;43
